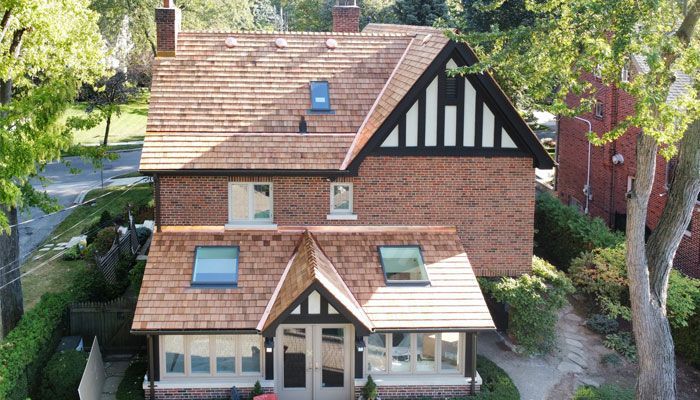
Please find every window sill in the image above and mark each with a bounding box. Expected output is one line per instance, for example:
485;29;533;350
225;223;278;230
326;213;358;220
147;377;272;389
354;372;481;387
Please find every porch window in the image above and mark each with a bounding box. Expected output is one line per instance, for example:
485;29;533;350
378;246;429;285
192;246;239;287
229;182;273;224
160;335;263;378
366;332;463;374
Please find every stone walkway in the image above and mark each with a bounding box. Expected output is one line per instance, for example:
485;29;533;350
100;360;130;400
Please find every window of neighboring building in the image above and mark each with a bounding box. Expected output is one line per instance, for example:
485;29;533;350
621;62;630;82
161;335;262;377
378;246;429;284
229;182;273;224
192;246;239;287
594;101;604;118
594;64;603;79
330;182;353;214
365;332;462;375
309;81;331;111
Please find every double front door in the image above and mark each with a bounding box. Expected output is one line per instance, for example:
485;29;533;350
275;324;353;400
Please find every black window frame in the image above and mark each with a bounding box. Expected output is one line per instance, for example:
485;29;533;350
377;245;430;286
191;245;241;288
308;80;333;113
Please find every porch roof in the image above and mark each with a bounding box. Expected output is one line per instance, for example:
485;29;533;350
132;226;495;333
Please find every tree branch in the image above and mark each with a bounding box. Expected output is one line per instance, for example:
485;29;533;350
0;9;12;44
677;0;700;46
646;118;700;307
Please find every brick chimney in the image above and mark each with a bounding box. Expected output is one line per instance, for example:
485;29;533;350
332;0;360;33
155;0;181;57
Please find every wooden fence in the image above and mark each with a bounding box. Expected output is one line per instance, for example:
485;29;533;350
70;296;145;353
94;212;140;284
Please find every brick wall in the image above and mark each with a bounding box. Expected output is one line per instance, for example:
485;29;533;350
353;383;480;399
145;385;273;400
332;5;360;33
158;155;535;276
556;71;699;277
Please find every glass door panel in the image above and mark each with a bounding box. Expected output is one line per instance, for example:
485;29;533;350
320;328;345;388
283;328;308;388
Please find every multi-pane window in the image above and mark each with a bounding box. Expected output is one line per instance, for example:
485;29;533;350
229;182;272;223
192;246;239;287
330;183;353;214
366;332;462;374
161;335;262;377
378;246;429;284
594;101;604;118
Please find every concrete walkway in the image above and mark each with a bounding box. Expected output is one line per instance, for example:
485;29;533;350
100;360;130;400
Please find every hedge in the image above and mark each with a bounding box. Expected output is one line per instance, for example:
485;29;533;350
40;350;88;400
534;193;623;269
472;355;520;400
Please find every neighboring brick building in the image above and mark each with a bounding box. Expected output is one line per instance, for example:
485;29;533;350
134;1;553;399
556;59;699;277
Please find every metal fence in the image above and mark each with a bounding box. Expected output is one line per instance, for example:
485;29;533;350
70;296;145;353
94;212;140;284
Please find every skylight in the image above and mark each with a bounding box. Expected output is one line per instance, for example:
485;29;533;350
309;81;331;111
192;246;239;287
378;246;429;285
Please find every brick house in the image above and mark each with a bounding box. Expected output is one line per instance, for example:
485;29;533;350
556;57;699;277
133;1;553;399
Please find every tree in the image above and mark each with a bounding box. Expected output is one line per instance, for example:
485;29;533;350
82;71;140;146
461;0;537;32
454;1;700;398
393;0;447;26
0;0;104;337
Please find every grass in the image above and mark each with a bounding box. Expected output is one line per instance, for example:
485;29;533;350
66;92;149;145
111;171;144;180
20;184;153;309
62;143;143;158
116;360;147;400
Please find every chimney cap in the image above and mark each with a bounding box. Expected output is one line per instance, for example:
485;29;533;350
335;0;357;6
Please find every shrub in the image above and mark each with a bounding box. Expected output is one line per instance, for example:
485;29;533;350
361;375;378;400
92;227;117;255
585;314;619;335
39;350;88;400
480;257;574;354
133;203;154;224
129;260;147;292
136;226;151;246
116;360;147;400
673;300;700;368
62;244;82;261
472;355;520;400
603;332;637;361
84;210;114;244
573;384;634;400
600;353;622;366
534;193;622;269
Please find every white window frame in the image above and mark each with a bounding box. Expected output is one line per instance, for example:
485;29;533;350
621;63;630;82
160;335;264;378
364;332;464;376
594;64;603;79
228;182;273;224
594;101;604;118
329;182;353;214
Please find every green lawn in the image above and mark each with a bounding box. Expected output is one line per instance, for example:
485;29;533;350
21;183;153;309
67;92;149;145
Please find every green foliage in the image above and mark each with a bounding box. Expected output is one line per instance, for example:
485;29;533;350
361;375;378;400
480;257;574;354
93;227;118;254
600;353;623;366
63;244;83;261
472;355;520;400
250;380;264;400
129;261;147;293
667;270;700;328
0;290;84;400
393;0;448;26
603;332;637;362
585;314;619;335
534;193;623;269
39;350;88;400
116;360;147;400
573;384;634;400
136;227;152;246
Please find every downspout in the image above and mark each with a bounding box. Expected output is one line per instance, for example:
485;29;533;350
154;174;161;233
573;116;593;214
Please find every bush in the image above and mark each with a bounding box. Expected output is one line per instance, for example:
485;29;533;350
573;384;634;400
361;375;378;400
62;244;82;261
673;300;700;367
133;202;154;224
136;226;151;246
472;355;520;400
84;210;115;244
116;360;147;400
480;257;574;354
534;193;622;270
585;314;619;335
129;260;147;292
0;291;84;400
603;332;637;361
92;227;117;255
39;350;88;400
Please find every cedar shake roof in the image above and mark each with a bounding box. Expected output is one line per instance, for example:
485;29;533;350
132;226;494;332
258;231;373;333
140;25;452;172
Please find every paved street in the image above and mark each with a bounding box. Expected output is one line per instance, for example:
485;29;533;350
19;149;142;261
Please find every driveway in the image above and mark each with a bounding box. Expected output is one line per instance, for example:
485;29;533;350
19;149;142;261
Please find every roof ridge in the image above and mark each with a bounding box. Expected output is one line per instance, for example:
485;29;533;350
179;30;413;37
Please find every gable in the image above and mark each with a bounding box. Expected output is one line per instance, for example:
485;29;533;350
346;43;554;171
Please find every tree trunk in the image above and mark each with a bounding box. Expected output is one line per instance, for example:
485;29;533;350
0;206;24;338
103;113;111;146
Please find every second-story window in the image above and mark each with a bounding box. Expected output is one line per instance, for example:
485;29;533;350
330;183;353;214
594;101;604;119
229;182;273;224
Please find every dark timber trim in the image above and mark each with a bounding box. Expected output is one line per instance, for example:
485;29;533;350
494;119;503;148
437;64;446;147
418;92;426;148
465;332;478;394
456;75;465;147
265;346;274;380
355;343;364;379
474;95;484;148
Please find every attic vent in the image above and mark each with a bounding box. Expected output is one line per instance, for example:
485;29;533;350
275;37;288;49
445;76;458;102
325;38;338;49
224;37;237;48
309;81;331;112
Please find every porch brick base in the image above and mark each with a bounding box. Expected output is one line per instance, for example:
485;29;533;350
354;384;481;399
144;386;274;400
